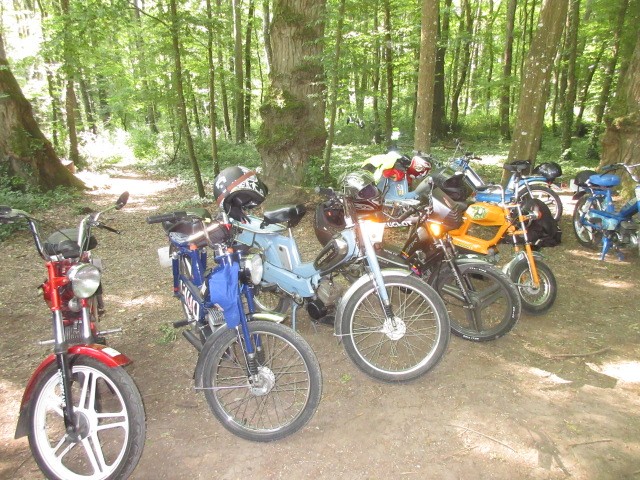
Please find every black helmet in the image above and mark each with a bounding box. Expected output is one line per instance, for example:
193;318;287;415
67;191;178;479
340;171;379;200
430;166;472;202
214;166;268;221
533;162;563;181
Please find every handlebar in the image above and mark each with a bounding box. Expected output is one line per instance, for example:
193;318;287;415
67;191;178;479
146;212;189;224
601;163;640;183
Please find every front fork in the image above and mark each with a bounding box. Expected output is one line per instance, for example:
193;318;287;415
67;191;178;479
360;231;396;320
53;310;78;437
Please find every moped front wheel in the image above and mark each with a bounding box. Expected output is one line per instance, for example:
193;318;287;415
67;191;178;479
201;320;322;442
27;357;145;480
340;274;450;383
434;262;521;342
509;258;557;315
572;195;603;249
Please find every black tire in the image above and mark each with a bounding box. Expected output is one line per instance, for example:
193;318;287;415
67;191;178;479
572;194;604;249
340;273;450;383
509;258;557;315
523;185;563;221
433;262;521;342
28;356;145;480
201;320;322;442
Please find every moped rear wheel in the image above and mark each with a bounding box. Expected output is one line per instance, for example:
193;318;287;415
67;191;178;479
340;274;450;383
509;258;557;315
572;195;604;249
523;185;563;221
201;320;322;442
28;357;145;480
434;262;521;342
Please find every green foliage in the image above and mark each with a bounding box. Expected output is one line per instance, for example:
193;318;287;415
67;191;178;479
0;164;81;242
157;323;178;345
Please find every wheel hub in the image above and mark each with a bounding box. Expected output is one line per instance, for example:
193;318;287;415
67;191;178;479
250;366;276;396
381;316;406;341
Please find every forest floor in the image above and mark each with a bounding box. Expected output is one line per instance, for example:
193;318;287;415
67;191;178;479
1;167;639;480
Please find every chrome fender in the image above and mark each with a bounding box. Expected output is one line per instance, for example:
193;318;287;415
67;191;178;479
15;345;131;439
334;268;412;340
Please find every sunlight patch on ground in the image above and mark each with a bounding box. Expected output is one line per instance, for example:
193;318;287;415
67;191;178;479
76;170;179;199
528;367;573;384
590;278;636;289
587;361;640;383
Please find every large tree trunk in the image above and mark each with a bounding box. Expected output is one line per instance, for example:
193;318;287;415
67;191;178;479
0;33;84;191
507;0;569;166
600;31;640;195
449;0;473;132
414;0;438;153
257;0;327;194
206;0;220;176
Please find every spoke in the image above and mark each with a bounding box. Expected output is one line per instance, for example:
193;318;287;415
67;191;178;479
475;282;503;310
81;434;107;475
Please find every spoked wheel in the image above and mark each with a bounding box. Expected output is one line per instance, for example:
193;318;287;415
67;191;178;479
572;195;604;249
523;185;563;221
28;357;145;480
201;320;322;442
509;258;557;315
340;273;450;383
434;262;521;342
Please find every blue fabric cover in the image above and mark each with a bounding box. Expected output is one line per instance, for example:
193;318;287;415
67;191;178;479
208;262;242;328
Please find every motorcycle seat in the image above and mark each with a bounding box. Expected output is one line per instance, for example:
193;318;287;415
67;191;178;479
43;228;97;258
588;174;620;188
262;204;307;228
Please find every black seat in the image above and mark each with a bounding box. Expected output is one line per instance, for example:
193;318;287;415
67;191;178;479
262;204;307;228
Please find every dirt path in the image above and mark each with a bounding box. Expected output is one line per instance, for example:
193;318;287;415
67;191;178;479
1;169;639;480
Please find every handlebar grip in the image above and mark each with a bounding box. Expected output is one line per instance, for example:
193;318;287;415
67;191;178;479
146;211;187;224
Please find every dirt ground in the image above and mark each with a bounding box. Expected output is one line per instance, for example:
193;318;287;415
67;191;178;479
1;168;639;480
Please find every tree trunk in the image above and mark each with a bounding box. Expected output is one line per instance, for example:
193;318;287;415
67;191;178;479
600;31;640;196
217;0;233;139
507;0;569;166
575;43;605;135
383;0;394;147
372;0;383;145
560;0;581;159
60;0;82;169
262;0;273;72
206;0;220;175
169;0;205;198
323;0;346;183
0;33;84;191
233;0;245;143
414;0;438;153
244;0;255;136
257;0;327;194
449;0;472;132
500;0;517;140
432;0;452;139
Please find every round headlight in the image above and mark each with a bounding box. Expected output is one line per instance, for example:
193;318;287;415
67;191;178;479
67;263;101;298
244;254;264;285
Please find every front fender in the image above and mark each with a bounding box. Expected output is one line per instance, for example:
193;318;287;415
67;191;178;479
334;268;412;339
15;344;131;439
502;251;546;276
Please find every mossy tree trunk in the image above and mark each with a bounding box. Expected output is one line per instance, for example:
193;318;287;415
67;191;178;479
257;0;327;193
507;0;569;168
600;31;640;196
0;33;84;191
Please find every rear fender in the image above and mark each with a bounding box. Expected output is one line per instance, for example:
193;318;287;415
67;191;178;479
334;268;411;339
14;344;131;439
